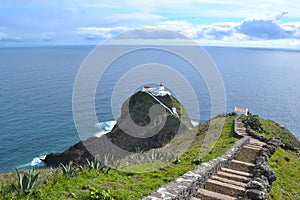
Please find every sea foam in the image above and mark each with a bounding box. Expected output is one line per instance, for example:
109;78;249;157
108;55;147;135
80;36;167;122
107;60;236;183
95;120;116;137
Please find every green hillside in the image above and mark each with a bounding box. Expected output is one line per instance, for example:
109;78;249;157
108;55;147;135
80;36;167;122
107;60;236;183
0;115;299;200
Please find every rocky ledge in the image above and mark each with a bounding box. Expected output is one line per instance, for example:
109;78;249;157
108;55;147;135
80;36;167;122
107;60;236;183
43;91;192;167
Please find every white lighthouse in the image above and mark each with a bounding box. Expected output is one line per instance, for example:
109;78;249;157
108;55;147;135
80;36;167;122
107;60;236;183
142;82;171;96
159;82;165;91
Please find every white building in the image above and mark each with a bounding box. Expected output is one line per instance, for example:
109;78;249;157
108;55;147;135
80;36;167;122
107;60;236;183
142;82;171;96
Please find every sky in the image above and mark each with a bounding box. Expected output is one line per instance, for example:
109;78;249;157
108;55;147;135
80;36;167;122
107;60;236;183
1;0;300;47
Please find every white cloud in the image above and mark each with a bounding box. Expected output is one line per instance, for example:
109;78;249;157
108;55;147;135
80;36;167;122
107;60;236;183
41;32;55;41
0;32;20;42
75;27;128;40
75;11;300;47
108;12;164;24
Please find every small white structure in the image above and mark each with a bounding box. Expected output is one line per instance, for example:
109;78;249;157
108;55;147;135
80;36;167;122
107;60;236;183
234;106;249;116
142;82;171;96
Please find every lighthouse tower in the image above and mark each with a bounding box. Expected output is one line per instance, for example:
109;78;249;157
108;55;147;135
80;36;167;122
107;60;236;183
142;82;170;96
159;82;165;91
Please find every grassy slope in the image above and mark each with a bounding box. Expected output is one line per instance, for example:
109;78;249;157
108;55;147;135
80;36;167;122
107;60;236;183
252;117;300;200
0;116;237;200
257;118;300;149
268;148;300;200
1;116;299;200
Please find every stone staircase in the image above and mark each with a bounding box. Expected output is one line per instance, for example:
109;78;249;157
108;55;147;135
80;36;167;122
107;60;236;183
142;115;275;200
192;117;266;200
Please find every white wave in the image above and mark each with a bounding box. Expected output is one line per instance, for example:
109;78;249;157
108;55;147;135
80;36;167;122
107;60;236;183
95;120;116;137
95;120;198;137
191;120;199;127
31;155;46;166
17;155;46;169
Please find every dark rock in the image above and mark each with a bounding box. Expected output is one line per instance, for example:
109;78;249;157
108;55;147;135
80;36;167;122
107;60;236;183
43;140;94;167
267;138;281;148
284;156;290;162
246;180;264;190
246;189;269;200
43;91;192;167
82;185;90;190
70;192;76;198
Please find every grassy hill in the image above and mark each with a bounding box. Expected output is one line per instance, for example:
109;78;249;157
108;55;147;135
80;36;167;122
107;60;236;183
245;115;300;200
0;115;299;200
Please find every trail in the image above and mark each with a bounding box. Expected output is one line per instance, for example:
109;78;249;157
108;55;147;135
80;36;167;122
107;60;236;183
145;92;176;116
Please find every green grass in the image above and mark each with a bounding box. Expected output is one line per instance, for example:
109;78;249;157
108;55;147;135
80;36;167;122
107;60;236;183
269;148;300;200
0;116;238;200
249;116;300;200
1;115;298;200
253;118;300;149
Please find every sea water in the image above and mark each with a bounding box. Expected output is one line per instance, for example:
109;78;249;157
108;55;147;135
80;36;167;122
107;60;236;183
0;46;299;172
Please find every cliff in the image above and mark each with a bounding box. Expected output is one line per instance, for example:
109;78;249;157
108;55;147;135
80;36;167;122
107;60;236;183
43;91;193;167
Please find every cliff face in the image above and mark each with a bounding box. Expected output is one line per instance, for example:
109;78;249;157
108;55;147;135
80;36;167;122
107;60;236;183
107;91;192;152
43;91;192;167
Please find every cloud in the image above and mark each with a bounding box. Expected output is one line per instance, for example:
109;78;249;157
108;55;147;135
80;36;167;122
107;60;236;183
114;29;186;39
75;27;128;40
0;32;21;43
238;19;291;40
108;12;164;24
75;11;300;47
41;32;55;41
275;10;289;20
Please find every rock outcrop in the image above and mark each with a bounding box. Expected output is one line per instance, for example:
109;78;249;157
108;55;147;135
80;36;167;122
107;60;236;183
43;91;192;167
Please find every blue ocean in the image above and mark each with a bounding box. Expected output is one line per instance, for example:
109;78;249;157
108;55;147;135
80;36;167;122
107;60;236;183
0;46;300;172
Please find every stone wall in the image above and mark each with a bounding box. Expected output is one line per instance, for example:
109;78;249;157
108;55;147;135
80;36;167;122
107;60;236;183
245;138;280;200
246;129;298;152
142;136;250;200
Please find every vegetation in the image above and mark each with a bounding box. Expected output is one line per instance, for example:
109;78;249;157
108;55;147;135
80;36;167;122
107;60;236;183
0;116;237;200
253;117;300;149
269;148;300;200
243;115;264;133
15;167;45;195
246;115;300;199
0;115;299;199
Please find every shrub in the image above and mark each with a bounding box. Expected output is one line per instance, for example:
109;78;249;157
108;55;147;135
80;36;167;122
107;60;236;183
15;167;45;195
59;161;78;176
243;115;264;133
86;158;104;170
191;158;202;165
172;158;181;165
89;187;114;200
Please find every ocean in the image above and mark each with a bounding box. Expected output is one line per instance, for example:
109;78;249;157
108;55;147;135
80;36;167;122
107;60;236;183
0;46;299;172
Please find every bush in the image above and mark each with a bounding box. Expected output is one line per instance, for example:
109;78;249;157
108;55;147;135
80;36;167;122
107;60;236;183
243;115;264;133
191;158;202;165
15;167;45;195
86;158;103;170
89;187;114;200
59;161;78;176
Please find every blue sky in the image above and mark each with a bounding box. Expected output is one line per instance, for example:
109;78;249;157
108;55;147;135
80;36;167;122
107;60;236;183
1;0;300;47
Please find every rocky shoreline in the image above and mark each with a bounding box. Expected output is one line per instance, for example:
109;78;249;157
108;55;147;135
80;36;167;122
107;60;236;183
43;91;192;167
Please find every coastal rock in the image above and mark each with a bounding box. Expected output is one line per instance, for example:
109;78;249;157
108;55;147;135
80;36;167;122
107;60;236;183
43;91;192;167
245;189;269;200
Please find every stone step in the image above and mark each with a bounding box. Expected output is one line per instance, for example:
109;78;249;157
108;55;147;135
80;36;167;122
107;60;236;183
249;138;265;146
236;146;261;163
244;145;262;151
217;171;252;183
210;175;246;187
205;179;245;197
221;167;253;178
228;160;255;173
245;143;263;148
195;188;237;200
